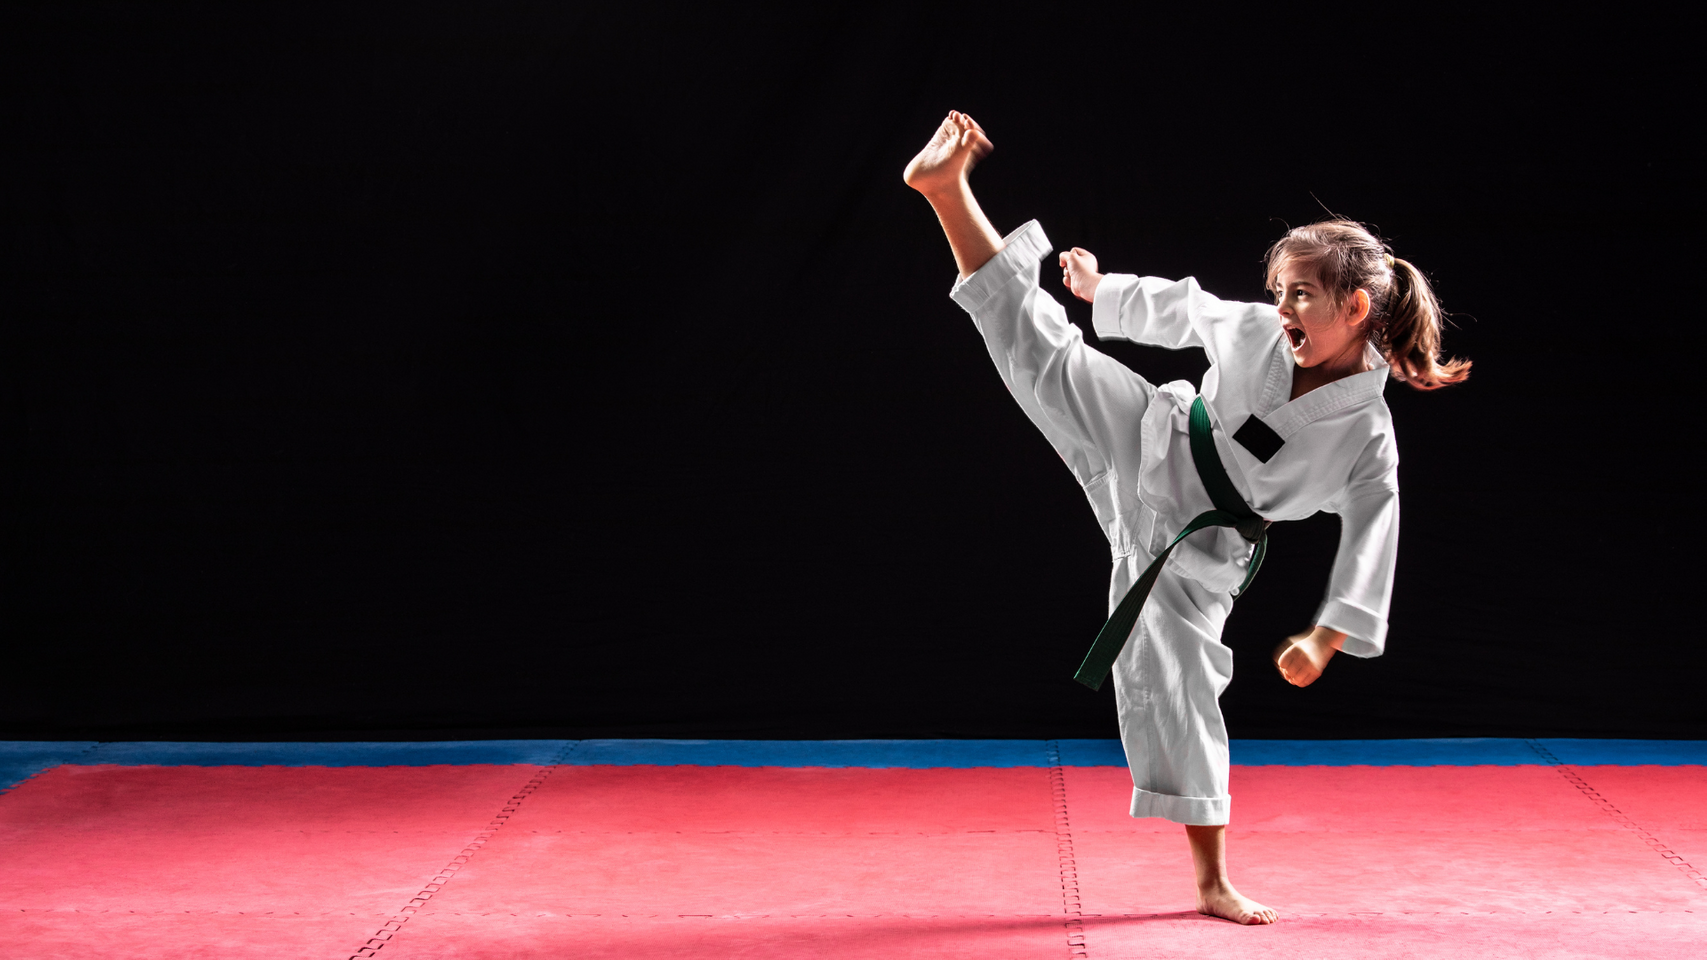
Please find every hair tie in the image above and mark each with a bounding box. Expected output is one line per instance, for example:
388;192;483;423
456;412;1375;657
1384;254;1396;268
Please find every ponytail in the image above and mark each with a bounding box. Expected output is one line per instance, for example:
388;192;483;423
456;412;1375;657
1380;256;1470;389
1263;220;1470;391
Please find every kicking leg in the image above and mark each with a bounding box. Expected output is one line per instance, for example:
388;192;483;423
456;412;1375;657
903;111;1003;279
1186;825;1277;925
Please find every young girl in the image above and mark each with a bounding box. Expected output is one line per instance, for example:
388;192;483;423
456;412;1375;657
903;112;1469;925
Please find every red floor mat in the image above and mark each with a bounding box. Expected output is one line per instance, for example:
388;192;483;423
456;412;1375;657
1570;765;1707;876
0;759;1701;958
0;764;547;959
408;766;1063;918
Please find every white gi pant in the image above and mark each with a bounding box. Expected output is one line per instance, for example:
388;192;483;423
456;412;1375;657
949;222;1240;827
1111;551;1235;825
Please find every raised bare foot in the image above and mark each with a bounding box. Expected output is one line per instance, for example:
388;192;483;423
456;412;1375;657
1197;880;1278;925
902;110;993;197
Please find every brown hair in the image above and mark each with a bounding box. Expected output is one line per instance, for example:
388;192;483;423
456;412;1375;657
1263;219;1470;390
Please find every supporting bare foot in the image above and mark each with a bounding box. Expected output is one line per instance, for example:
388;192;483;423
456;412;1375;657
1197;879;1279;925
902;110;994;197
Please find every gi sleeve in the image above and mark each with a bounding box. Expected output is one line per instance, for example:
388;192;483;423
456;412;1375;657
1092;273;1283;375
949;221;1151;509
1091;274;1207;351
1315;440;1401;658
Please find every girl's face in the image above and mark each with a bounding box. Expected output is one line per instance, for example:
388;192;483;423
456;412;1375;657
1272;260;1371;370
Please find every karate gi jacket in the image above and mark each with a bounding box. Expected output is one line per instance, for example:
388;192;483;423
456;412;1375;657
953;221;1400;657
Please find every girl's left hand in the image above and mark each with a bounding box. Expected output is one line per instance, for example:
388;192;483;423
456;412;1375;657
1273;626;1346;687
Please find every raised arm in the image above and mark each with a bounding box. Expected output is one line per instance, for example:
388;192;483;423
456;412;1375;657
1064;247;1221;354
947;221;1154;511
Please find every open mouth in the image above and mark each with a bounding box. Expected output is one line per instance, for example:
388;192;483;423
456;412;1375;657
1286;326;1307;350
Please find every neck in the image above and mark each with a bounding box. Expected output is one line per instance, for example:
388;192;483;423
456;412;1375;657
1290;342;1373;401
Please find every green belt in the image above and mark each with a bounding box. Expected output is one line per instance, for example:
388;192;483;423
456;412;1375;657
1072;395;1269;691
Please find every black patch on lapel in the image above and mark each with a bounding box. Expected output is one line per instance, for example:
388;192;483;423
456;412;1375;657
1234;415;1285;463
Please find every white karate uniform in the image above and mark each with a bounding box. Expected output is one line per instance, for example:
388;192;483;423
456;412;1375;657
950;221;1400;825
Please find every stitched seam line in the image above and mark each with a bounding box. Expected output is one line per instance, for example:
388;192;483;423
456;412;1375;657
1047;740;1088;959
348;741;580;958
1525;739;1707;892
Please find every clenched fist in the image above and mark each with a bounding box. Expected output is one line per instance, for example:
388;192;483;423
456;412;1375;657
1273;626;1346;687
1059;247;1103;303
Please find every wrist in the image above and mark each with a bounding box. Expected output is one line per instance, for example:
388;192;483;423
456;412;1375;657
1310;627;1346;653
1070;271;1103;304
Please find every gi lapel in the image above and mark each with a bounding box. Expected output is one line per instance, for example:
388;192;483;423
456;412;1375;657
1262;343;1390;442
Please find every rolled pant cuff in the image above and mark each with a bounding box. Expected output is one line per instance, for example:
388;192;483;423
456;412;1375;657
1130;786;1230;826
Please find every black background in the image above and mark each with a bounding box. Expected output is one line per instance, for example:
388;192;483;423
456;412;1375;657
5;3;1702;740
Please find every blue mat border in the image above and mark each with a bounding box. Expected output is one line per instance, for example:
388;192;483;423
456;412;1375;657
2;737;1703;792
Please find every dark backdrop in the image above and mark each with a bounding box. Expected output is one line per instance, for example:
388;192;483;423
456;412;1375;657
5;3;1701;740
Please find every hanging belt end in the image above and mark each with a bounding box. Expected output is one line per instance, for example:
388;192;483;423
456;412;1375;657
1072;668;1107;692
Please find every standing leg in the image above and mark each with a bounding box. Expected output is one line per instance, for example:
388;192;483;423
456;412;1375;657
903;111;1004;279
1112;563;1276;924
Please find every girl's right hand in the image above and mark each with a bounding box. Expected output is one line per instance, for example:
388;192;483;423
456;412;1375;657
1059;248;1102;303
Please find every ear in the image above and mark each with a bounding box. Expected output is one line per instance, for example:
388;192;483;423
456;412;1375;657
1345;289;1371;327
